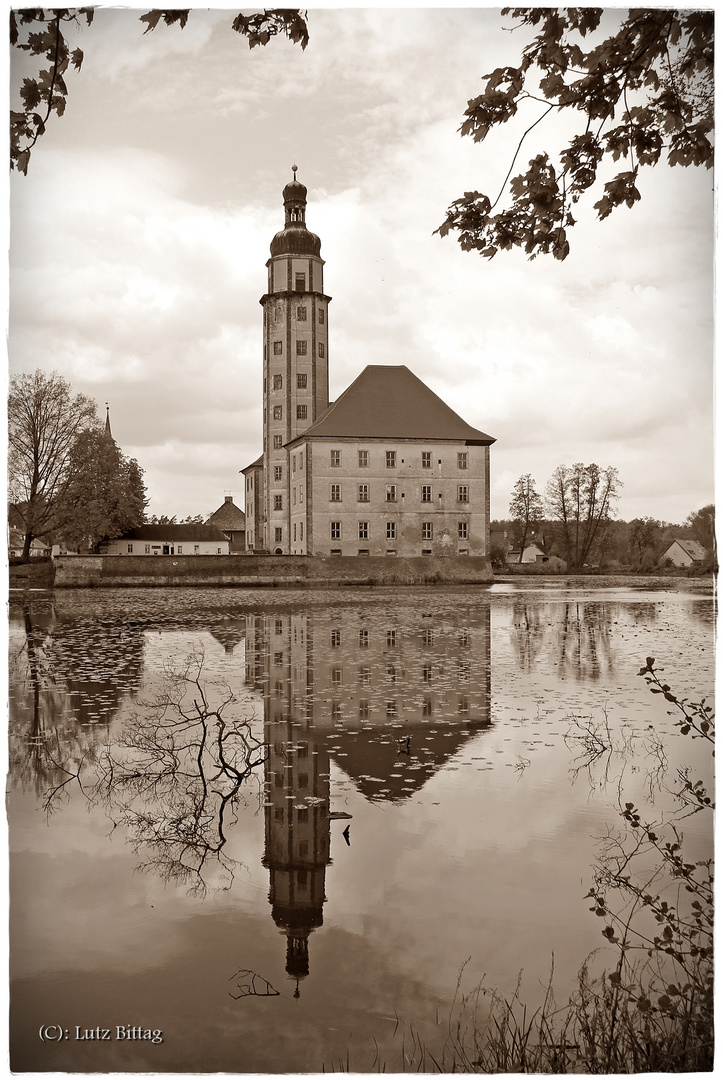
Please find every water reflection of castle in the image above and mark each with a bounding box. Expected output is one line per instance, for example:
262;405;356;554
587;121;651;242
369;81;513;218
245;605;491;991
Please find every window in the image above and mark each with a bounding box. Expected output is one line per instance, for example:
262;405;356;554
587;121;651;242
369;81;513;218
293;523;297;541
458;452;468;470
422;522;433;540
359;665;371;685
458;485;469;502
274;465;283;481
386;522;396;540
358;521;369;540
386;701;396;716
297;306;307;321
358;484;369;502
273;405;282;420
330;484;341;501
386;485;397;502
422;452;431;469
292;454;296;472
127;543;133;553
177;545;183;554
331;629;341;648
273;435;283;449
359;700;369;720
275;619;283;634
300;453;303;468
319;342;325;357
386;630;396;647
274;494;283;510
422;628;433;647
358;449;368;468
296;340;307;355
273;341;282;355
318;308;325;324
295;272;305;291
293;488;297;506
274;652;283;667
330;450;341;467
297;373;307;389
273;374;283;390
144;544;151;554
297;405;307;419
332;667;342;686
421;485;432;503
300;522;303;541
387;664;397;681
423;664;432;682
330;521;341;540
299;485;303;500
275;527;283;542
194;544;200;554
386;450;396;468
359;629;369;648
458;521;469;539
331;703;342;722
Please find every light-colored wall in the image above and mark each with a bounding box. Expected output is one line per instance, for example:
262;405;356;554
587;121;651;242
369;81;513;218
102;539;229;555
290;439;488;557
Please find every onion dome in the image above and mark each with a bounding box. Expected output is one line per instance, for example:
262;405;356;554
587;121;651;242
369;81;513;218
270;165;321;258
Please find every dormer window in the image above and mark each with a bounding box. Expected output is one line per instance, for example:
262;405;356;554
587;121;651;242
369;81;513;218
295;273;305;291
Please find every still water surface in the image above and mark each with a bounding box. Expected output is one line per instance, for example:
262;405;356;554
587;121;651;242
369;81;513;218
8;579;714;1072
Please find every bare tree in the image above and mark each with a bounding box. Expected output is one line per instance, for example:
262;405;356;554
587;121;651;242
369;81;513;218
546;462;621;569
509;473;544;563
8;369;98;559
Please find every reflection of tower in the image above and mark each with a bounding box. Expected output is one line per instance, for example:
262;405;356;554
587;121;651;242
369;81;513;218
257;613;332;994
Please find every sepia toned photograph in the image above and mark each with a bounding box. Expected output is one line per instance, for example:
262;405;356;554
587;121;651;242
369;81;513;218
8;5;714;1074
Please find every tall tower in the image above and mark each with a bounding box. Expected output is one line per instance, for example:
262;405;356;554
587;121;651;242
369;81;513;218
260;169;331;553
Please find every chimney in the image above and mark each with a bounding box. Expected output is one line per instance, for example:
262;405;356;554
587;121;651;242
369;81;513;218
225;495;233;504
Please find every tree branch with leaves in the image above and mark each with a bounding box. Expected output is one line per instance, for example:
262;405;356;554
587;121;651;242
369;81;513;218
437;8;713;260
10;7;309;174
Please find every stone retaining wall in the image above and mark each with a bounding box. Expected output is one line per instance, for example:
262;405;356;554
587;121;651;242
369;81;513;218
53;554;493;588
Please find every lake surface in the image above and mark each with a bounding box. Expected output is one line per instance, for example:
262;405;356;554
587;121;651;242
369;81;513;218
8;578;715;1072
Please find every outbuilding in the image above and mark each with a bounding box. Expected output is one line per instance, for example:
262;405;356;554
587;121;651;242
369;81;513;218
659;538;707;567
101;524;230;555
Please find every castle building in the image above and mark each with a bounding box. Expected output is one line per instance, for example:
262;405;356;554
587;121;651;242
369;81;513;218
243;172;495;557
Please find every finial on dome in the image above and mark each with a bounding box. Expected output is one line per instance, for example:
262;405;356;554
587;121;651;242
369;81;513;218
292;164;298;178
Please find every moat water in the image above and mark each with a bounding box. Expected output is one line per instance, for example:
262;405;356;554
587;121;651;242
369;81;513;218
8;579;715;1072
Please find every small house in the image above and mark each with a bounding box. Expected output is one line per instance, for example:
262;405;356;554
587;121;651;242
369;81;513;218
506;541;548;564
8;528;50;558
100;524;230;556
659;538;707;568
206;496;246;553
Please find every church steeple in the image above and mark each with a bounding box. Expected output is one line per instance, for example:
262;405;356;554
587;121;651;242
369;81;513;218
105;403;112;438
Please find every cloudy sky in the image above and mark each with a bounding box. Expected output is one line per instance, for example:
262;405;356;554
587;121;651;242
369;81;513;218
9;5;714;524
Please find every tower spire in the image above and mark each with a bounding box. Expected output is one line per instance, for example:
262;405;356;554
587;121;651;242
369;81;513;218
105;402;112;438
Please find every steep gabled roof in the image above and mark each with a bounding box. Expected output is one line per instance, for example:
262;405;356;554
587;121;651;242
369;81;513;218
287;365;495;445
206;498;246;530
668;538;707;560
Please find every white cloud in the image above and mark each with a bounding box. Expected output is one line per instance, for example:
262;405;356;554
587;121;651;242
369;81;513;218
9;8;714;523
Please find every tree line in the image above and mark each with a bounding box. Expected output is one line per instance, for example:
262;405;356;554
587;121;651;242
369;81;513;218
8;369;147;559
500;469;714;571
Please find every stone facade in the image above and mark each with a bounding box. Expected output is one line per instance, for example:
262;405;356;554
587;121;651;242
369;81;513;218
243;173;494;559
